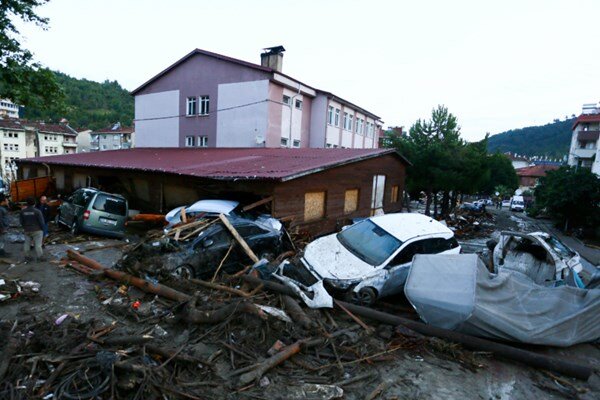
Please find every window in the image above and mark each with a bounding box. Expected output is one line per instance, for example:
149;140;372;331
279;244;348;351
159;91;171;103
185;136;194;147
326;143;333;148
102;144;107;150
344;189;359;214
328;106;334;125
304;191;326;222
343;112;349;130
334;109;340;127
93;194;127;216
197;135;208;147
280;137;289;147
391;185;399;203
356;118;364;135
199;96;210;115
295;99;302;110
283;95;291;105
292;139;300;148
186;97;197;116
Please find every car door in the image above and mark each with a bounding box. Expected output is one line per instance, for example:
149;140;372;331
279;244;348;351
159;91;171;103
235;223;278;261
193;227;235;276
380;240;425;296
60;190;80;225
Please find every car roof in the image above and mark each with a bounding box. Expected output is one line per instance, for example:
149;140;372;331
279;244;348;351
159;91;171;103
369;213;454;242
187;199;239;214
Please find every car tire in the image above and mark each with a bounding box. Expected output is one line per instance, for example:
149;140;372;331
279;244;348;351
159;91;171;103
345;287;378;306
71;221;79;235
173;264;195;280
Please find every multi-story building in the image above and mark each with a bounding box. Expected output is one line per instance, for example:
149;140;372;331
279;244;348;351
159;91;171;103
0;99;20;119
132;46;383;149
76;123;134;152
568;103;600;175
0;119;78;177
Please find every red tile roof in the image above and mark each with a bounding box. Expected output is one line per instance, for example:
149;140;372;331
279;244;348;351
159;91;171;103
19;147;409;181
95;125;134;134
572;114;600;130
0;119;76;135
516;164;559;177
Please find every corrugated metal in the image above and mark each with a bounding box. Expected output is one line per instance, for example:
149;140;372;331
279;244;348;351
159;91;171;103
19;147;404;181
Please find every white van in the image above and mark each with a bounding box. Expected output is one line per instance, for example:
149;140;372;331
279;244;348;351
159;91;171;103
510;196;525;212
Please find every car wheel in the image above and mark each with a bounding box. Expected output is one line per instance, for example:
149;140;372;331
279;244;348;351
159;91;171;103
70;221;79;235
345;287;378;306
173;264;195;280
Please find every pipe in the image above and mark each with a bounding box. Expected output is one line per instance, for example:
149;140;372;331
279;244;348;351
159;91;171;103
239;275;594;380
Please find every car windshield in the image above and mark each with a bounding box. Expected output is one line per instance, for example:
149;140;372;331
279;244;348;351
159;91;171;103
544;236;575;259
337;220;402;266
93;194;127;216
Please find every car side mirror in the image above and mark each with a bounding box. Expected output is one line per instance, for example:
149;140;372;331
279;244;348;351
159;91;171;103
203;239;214;248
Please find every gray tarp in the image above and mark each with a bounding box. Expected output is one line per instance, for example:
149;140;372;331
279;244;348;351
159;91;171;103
404;254;600;347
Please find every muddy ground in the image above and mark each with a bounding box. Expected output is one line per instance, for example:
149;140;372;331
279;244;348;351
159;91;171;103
0;209;599;399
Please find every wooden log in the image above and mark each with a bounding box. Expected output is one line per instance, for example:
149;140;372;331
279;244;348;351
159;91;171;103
66;250;191;303
281;295;313;329
242;196;273;212
237;341;302;386
183;300;265;324
239;275;594;380
219;214;259;263
190;278;250;298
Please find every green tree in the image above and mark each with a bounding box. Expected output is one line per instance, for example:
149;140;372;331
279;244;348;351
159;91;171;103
534;167;600;232
480;152;518;194
0;0;64;110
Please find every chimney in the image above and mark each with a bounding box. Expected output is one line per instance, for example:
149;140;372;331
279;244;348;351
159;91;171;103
260;46;285;72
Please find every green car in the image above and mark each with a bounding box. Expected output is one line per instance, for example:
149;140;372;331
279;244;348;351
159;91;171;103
56;188;128;238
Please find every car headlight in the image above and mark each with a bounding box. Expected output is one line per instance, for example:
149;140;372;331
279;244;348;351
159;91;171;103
323;278;359;290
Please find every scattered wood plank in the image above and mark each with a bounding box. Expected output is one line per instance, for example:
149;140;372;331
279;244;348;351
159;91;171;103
242;196;273;212
190;278;251;298
219;214;259;263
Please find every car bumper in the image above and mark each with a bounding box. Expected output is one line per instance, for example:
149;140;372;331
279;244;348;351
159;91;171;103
79;224;125;239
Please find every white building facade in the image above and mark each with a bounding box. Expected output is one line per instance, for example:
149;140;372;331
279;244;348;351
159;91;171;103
568;103;600;175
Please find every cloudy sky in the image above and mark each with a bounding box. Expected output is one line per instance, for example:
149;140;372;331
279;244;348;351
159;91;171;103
14;0;600;141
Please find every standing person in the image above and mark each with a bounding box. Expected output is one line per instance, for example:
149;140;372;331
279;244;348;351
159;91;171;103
20;197;45;261
0;195;9;257
37;195;50;240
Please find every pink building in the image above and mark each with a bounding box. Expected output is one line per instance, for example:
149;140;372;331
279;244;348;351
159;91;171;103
132;46;383;149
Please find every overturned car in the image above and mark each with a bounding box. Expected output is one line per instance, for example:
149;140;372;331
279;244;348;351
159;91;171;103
275;213;461;306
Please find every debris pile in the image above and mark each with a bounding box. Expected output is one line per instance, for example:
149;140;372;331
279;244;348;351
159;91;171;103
445;209;495;238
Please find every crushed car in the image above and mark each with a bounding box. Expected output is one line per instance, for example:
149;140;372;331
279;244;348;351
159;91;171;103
164;199;240;228
405;253;600;346
274;213;461;307
168;216;283;279
489;231;599;288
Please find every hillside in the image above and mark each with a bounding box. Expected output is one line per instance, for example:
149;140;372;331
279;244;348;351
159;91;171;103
487;118;575;157
23;71;134;131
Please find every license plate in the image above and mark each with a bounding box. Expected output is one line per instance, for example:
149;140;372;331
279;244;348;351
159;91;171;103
100;217;117;226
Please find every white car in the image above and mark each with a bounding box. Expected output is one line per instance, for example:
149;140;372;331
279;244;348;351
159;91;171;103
165;200;239;227
278;213;461;306
502;199;511;208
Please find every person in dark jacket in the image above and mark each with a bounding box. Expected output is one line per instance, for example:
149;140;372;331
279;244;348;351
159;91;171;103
37;195;50;239
20;197;45;261
0;195;9;257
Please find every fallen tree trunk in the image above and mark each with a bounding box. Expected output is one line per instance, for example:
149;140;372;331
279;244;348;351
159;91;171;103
237;341;302;386
239;275;594;380
183;300;266;324
66;250;191;303
281;295;313;330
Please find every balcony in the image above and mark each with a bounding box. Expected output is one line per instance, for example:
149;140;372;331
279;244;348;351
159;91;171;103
578;130;600;142
572;148;597;159
62;142;77;148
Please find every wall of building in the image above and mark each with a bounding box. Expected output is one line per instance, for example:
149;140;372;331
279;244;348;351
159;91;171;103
309;95;328;148
135;90;180;147
216;80;269;147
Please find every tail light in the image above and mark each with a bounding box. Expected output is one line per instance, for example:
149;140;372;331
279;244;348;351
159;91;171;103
83;210;91;220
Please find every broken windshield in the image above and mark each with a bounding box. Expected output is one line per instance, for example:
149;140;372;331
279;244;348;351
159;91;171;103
544;236;576;259
337;220;402;266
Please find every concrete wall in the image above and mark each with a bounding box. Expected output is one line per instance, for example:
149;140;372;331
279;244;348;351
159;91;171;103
216;80;269;147
309;95;328;148
135;90;180;147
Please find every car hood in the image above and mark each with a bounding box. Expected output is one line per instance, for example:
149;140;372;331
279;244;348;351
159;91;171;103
302;234;377;281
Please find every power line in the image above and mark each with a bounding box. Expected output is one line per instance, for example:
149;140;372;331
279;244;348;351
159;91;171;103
133;99;284;122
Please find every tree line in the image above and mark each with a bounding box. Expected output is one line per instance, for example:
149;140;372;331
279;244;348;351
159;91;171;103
384;105;518;216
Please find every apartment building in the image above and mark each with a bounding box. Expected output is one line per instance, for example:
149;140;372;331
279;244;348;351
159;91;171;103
79;122;134;152
0;119;78;175
132;46;383;149
0;99;20;119
568;103;600;175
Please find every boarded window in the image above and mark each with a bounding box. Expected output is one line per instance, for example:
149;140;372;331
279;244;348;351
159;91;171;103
304;191;326;222
391;185;399;203
344;189;359;214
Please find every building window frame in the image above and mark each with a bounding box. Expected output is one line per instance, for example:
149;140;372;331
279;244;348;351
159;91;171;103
199;95;210;115
304;191;326;222
295;99;303;110
280;137;289;147
186;97;197;116
185;136;195;147
327;106;334;125
334;109;340;127
292;139;300;148
197;135;208;147
283;95;291;105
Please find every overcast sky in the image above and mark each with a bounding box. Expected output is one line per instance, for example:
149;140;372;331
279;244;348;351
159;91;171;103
14;0;600;141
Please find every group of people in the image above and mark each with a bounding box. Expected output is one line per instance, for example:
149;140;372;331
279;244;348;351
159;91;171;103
0;195;50;261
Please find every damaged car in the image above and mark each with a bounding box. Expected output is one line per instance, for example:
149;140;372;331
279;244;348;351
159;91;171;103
490;231;599;288
166;216;284;279
165;199;239;228
276;213;461;306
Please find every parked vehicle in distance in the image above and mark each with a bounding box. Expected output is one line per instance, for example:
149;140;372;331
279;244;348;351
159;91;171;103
278;213;461;306
510;195;525;212
56;188;128;238
165;199;239;227
501;199;512;208
460;202;483;212
167;216;283;279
